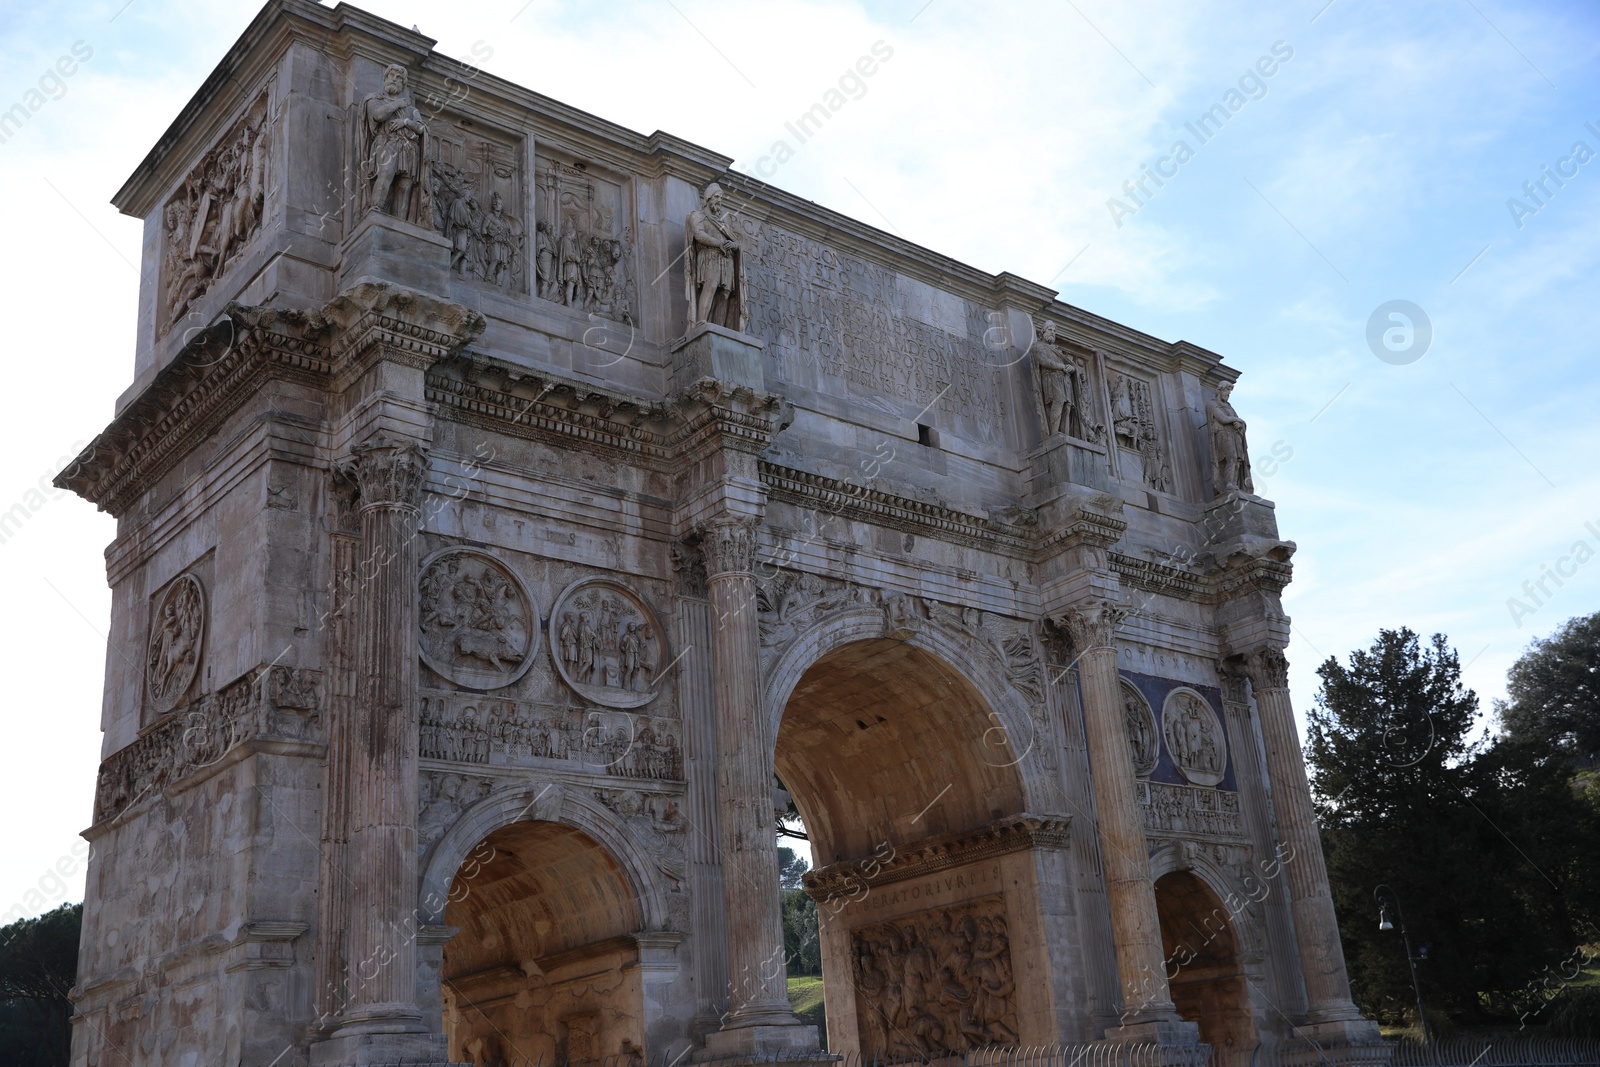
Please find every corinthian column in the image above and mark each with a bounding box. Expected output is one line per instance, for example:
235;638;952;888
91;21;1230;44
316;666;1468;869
1244;647;1377;1040
1060;601;1192;1042
331;437;428;1034
699;519;812;1053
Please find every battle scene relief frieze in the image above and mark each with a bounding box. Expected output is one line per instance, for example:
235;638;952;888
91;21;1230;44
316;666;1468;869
160;90;270;333
852;895;1019;1056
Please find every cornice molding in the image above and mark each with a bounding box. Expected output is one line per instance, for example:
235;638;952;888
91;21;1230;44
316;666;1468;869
801;814;1071;904
56;306;333;515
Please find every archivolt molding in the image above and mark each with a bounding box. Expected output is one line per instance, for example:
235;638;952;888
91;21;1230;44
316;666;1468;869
417;777;673;933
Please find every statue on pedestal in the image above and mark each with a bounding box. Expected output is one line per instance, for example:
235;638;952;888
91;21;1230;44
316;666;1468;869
360;63;431;226
685;181;747;331
1032;321;1090;440
1208;381;1254;494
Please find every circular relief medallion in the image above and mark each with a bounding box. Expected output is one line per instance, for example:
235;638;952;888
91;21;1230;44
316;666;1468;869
418;548;540;690
1161;688;1227;788
1120;680;1159;777
147;573;206;715
549;578;667;709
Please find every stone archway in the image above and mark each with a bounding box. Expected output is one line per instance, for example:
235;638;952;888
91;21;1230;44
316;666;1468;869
441;819;646;1066
1154;870;1256;1051
769;625;1068;1056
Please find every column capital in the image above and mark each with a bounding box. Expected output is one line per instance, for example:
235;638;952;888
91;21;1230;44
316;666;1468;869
1243;646;1290;691
342;437;427;511
1052;598;1128;652
697;518;759;579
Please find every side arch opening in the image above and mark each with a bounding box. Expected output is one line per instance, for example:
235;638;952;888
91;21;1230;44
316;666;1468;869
1154;869;1256;1050
443;820;645;1066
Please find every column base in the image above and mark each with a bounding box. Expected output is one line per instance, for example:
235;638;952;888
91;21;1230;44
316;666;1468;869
309;1031;456;1067
700;1020;820;1058
1288;1017;1388;1059
1103;1016;1202;1046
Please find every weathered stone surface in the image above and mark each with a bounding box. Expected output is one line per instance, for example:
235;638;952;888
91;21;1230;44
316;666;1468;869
57;2;1380;1064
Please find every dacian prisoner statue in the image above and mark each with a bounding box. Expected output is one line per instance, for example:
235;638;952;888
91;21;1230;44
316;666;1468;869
1207;380;1254;494
54;6;1384;1067
360;62;431;224
685;181;746;331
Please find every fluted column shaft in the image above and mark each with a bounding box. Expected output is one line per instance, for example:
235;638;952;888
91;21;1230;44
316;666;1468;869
336;439;428;1032
702;520;794;1026
1062;603;1181;1026
1245;647;1364;1024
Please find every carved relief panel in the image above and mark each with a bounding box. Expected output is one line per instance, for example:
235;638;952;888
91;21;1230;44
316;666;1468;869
549;578;665;709
852;896;1019;1056
1121;680;1159;777
160;90;271;333
419;695;682;780
1161;688;1227;788
418;548;541;689
146;572;206;716
429;117;526;292
1108;370;1172;493
533;154;636;324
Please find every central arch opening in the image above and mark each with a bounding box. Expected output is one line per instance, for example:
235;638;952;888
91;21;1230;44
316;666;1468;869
775;638;1031;1055
442;820;644;1066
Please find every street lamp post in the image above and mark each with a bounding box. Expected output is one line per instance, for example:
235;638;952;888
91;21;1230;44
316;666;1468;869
1373;884;1432;1044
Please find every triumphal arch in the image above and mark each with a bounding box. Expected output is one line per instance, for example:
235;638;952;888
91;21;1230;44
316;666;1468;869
57;3;1383;1065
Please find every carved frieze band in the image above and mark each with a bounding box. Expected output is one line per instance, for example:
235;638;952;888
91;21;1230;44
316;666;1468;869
419;693;683;781
801;815;1070;902
1139;781;1244;840
94;666;323;826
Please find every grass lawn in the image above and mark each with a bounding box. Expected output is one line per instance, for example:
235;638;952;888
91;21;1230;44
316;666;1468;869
787;975;826;1045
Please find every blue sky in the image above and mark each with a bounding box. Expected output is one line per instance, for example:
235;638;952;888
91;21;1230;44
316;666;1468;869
1;0;1596;912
